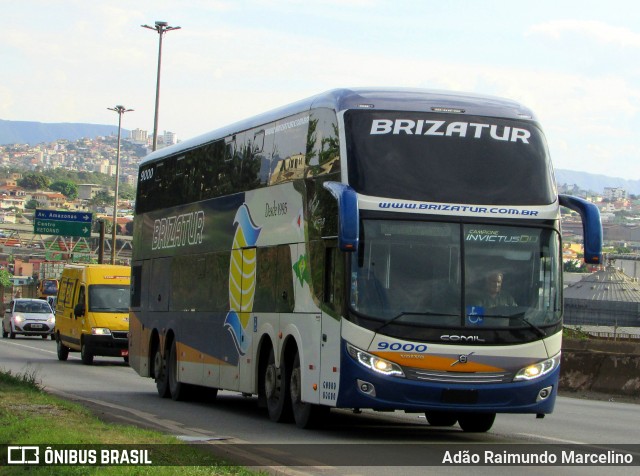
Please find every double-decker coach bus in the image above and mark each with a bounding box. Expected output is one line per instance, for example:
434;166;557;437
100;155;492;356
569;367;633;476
129;88;602;431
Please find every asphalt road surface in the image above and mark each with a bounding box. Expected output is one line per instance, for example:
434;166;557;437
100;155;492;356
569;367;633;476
1;336;639;475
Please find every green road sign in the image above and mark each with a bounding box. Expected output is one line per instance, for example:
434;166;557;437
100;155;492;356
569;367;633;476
34;219;92;238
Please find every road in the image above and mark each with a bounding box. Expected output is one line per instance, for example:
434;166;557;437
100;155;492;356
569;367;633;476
1;336;639;475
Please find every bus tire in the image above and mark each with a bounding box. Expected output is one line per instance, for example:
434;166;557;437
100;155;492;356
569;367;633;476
153;347;170;398
425;411;458;427
264;346;292;423
56;336;69;361
458;412;496;432
81;339;94;365
290;351;326;429
168;339;191;401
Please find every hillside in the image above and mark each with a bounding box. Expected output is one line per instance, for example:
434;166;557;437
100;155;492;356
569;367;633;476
0;119;128;145
555;169;640;195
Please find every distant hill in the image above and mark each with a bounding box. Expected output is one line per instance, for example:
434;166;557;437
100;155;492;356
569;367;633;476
0;119;129;145
555;169;640;195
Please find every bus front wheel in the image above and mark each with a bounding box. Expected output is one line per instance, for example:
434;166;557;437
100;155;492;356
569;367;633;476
457;412;496;432
425;411;458;427
264;347;292;423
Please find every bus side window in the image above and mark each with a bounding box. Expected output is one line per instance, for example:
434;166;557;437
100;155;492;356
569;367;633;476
131;265;142;308
276;245;294;313
254;247;278;312
324;246;344;314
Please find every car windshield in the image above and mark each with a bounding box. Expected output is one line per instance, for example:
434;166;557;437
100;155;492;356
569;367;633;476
15;301;51;313
349;220;561;332
88;285;130;312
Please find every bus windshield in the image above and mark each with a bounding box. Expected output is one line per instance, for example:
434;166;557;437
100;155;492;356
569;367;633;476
88;285;130;313
344;110;556;205
349;220;561;336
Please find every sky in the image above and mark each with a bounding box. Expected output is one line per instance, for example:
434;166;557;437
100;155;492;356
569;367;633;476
1;0;639;179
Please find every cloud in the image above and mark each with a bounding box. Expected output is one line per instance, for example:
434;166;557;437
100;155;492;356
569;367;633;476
527;20;640;48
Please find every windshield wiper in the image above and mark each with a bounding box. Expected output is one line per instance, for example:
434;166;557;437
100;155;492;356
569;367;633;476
374;310;459;334
482;311;546;338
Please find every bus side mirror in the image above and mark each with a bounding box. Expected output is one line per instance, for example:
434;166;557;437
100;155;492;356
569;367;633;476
323;182;359;252
559;194;603;264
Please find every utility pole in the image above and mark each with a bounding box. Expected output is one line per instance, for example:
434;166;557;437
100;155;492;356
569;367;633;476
107;105;133;264
141;21;181;151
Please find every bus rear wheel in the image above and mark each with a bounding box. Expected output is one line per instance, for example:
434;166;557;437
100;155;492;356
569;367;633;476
290;351;326;429
264;347;292;423
153;347;170;398
457;412;496;432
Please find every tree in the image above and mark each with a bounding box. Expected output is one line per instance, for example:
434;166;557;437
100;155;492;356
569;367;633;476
118;183;136;200
24;199;40;210
89;190;113;208
0;268;12;288
50;180;78;199
563;260;588;273
18;172;51;190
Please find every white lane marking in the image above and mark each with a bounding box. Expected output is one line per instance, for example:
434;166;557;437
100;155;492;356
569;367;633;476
517;433;585;444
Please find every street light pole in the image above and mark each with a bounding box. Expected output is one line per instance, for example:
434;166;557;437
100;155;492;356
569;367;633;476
142;20;180;151
107;105;133;265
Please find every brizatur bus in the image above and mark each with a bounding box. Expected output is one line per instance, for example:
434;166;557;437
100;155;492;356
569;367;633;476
129;88;602;431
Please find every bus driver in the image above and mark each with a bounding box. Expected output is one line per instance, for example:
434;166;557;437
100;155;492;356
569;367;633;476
473;271;517;309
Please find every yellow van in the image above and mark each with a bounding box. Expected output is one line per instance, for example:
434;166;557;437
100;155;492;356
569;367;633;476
55;264;130;365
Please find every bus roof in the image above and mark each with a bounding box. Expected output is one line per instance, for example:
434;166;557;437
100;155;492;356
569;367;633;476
140;87;538;166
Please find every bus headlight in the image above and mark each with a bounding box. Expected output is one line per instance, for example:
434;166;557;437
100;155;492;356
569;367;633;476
91;328;112;336
514;352;561;381
347;343;405;377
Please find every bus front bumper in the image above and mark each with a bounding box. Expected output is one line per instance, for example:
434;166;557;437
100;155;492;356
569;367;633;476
337;344;558;415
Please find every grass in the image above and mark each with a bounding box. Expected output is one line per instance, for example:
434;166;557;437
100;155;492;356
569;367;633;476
563;326;591;340
0;368;263;475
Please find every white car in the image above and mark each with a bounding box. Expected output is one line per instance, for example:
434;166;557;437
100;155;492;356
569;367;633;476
2;298;55;339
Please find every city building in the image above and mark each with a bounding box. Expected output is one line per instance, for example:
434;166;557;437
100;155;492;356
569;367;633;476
604;187;628;201
130;128;149;144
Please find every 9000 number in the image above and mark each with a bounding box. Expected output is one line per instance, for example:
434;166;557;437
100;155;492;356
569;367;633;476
377;342;428;352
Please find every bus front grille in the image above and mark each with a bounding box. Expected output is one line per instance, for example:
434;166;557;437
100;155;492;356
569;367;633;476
404;368;513;384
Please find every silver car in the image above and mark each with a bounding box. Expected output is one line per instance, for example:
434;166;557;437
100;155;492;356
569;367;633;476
2;298;55;339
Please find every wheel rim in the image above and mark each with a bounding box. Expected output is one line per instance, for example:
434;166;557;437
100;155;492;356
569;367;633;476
154;350;164;380
290;366;301;405
265;363;277;399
